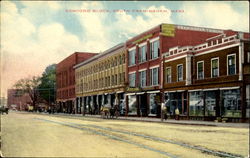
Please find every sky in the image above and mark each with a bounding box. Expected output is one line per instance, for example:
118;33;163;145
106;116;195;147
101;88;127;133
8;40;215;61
0;1;249;98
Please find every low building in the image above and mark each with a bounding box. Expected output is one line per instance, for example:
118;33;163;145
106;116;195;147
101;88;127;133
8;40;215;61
56;52;97;113
74;43;126;115
163;31;250;122
7;89;31;110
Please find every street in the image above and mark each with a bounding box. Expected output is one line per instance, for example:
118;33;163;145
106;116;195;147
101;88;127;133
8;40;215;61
0;112;249;158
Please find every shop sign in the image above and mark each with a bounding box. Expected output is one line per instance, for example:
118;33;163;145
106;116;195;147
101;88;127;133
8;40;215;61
161;24;175;37
132;34;153;44
126;87;141;92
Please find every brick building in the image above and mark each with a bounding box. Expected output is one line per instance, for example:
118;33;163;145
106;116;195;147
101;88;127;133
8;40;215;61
74;43;126;115
7;89;31;110
163;30;250;122
125;24;225;117
56;52;97;113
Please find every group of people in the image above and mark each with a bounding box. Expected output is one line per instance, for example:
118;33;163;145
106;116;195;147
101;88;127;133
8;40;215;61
162;105;180;120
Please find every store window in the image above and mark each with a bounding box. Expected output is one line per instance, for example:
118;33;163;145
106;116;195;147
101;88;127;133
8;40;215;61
150;40;159;59
189;91;204;116
177;64;183;81
149;93;160;115
129;49;136;66
139;45;147;63
247;52;250;63
197;61;204;79
165;92;187;116
129;72;136;87
165;67;171;83
128;95;137;115
211;58;219;78
221;89;241;117
204;91;216;116
227;54;236;75
139;70;146;87
246;85;250;118
150;67;159;86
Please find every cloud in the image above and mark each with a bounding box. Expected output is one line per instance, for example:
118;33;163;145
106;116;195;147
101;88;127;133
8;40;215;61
113;5;173;37
0;1;93;97
177;1;249;32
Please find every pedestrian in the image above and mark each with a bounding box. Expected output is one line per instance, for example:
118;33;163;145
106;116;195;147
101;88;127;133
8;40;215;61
175;107;180;120
163;105;168;120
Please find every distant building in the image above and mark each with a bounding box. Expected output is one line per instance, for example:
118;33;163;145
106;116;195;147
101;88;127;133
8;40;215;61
56;52;97;113
7;89;31;110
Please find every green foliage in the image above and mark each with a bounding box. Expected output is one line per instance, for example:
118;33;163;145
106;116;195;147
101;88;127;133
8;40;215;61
38;64;56;104
13;76;41;108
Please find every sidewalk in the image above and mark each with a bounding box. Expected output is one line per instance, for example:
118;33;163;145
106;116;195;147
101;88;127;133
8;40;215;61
53;113;250;128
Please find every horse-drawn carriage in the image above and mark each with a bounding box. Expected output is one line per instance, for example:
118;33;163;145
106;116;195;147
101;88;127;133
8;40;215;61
100;104;119;119
0;106;9;114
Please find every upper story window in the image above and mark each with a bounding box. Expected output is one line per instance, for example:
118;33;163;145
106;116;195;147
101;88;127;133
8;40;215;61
177;64;183;82
129;72;136;87
165;67;171;83
139;45;147;63
197;61;204;80
211;58;219;78
129;49;136;66
139;70;146;87
150;67;159;86
227;54;236;75
150;40;159;59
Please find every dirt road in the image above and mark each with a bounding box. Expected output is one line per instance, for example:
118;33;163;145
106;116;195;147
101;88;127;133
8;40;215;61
1;112;248;157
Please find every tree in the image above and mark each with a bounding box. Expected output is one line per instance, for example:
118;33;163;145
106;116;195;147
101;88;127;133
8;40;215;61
38;64;56;106
14;76;41;110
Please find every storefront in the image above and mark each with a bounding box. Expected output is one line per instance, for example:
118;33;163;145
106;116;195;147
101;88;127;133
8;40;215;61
188;87;242;120
164;91;188;118
148;91;161;117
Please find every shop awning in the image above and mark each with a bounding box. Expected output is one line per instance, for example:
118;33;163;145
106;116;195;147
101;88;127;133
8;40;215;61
116;91;124;94
136;92;145;95
220;86;240;90
164;90;176;93
147;90;160;94
188;89;202;92
126;93;136;96
203;88;219;91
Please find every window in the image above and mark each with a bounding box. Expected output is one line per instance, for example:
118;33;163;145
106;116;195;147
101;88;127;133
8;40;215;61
227;54;236;75
129;72;136;87
205;91;216;116
246;85;250;118
177;64;183;81
129;49;136;66
139;70;146;87
211;58;219;77
139;45;147;63
150;40;159;59
189;91;204;116
197;61;204;79
221;89;241;117
128;95;137;114
165;67;171;83
247;52;250;63
150;67;159;86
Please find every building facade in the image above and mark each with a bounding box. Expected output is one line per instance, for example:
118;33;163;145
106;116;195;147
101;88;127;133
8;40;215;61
74;43;126;115
56;52;97;113
163;31;250;122
7;89;31;110
125;24;225;117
